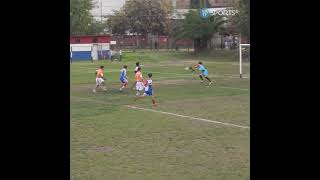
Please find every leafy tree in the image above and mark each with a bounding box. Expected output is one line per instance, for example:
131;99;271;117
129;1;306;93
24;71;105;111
226;0;250;41
107;0;172;36
106;9;129;35
177;10;226;52
70;0;106;35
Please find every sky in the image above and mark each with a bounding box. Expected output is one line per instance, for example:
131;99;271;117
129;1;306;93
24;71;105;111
91;0;126;20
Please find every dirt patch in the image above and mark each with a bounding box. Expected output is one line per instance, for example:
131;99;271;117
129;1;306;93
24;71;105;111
71;83;125;93
88;145;113;154
70;84;93;93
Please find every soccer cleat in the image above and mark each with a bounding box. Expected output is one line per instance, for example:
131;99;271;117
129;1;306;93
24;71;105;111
92;89;97;93
200;81;204;83
209;82;212;86
103;88;107;91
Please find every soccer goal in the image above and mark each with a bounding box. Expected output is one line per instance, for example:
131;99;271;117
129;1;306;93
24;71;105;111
239;44;250;78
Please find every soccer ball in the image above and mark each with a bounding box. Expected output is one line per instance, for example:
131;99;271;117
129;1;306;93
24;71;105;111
185;67;189;70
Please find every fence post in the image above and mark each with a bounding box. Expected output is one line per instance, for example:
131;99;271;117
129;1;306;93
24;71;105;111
91;46;93;63
70;46;72;64
239;44;242;78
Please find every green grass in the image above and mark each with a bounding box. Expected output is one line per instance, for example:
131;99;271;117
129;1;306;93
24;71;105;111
71;50;250;180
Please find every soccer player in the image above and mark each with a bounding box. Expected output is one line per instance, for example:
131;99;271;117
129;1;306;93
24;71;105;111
119;65;128;92
119;49;122;61
134;62;140;73
134;67;144;96
196;62;213;86
135;73;157;106
92;66;107;93
131;62;141;90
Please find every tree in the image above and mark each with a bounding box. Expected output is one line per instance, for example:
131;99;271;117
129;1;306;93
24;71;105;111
226;0;250;41
176;10;226;52
70;0;105;35
106;9;129;35
87;20;107;35
106;0;172;48
238;0;250;41
107;0;172;36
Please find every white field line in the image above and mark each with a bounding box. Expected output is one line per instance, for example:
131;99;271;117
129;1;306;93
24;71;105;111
81;71;250;79
71;75;249;91
71;61;250;66
110;70;249;79
154;74;248;80
152;77;249;91
73;66;250;79
71;95;250;129
73;66;249;77
125;105;250;130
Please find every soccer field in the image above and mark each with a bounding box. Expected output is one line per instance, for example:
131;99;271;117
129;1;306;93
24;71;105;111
70;51;250;180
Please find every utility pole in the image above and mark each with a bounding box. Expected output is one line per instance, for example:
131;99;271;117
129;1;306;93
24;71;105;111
100;0;102;21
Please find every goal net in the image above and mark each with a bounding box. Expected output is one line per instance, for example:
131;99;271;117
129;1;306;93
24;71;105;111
239;44;250;78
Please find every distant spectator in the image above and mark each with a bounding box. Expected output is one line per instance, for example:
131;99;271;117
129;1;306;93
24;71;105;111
70;51;72;64
155;41;158;50
109;50;113;61
119;49;122;61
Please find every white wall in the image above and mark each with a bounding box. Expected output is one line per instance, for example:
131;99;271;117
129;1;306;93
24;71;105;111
70;43;110;51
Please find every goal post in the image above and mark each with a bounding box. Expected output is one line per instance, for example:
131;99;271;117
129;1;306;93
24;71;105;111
239;44;250;78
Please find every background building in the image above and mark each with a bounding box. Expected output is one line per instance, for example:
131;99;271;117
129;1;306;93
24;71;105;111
70;35;111;60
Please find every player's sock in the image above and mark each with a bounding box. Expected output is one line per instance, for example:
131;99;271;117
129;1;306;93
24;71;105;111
205;77;212;82
199;75;204;82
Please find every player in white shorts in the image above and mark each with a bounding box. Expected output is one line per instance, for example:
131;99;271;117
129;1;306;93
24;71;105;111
92;66;107;93
119;65;128;92
134;67;144;96
131;62;141;90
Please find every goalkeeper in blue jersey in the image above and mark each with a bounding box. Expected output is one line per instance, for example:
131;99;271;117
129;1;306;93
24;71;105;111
196;62;213;86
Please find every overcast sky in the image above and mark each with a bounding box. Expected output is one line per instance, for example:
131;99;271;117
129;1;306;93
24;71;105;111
91;0;126;18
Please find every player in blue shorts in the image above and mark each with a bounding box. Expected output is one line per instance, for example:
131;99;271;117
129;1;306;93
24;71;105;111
119;65;128;92
135;73;157;106
196;62;213;86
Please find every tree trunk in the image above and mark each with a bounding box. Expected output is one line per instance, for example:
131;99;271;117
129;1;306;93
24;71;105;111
136;35;140;49
194;39;201;53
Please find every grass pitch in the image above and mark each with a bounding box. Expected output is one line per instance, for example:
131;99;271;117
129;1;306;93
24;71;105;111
71;50;250;180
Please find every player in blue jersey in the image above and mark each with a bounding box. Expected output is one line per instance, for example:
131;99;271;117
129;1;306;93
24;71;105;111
196;62;213;86
135;73;157;107
119;65;128;92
